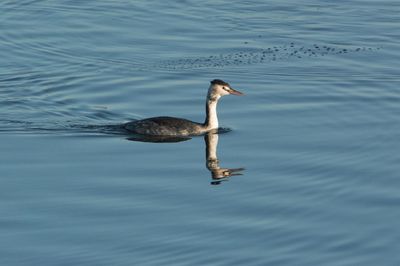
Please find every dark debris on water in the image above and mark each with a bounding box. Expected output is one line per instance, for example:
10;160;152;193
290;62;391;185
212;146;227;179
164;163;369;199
155;43;381;70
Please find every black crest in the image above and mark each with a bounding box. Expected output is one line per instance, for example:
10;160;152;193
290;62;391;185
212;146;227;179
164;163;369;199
210;79;230;86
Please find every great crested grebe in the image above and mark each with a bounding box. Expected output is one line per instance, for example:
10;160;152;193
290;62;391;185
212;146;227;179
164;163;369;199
124;79;243;136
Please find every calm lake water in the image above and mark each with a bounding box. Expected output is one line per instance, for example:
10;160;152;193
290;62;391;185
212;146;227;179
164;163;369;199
1;0;400;265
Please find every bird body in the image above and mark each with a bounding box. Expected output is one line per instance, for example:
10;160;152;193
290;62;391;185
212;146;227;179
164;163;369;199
124;116;203;136
124;79;243;136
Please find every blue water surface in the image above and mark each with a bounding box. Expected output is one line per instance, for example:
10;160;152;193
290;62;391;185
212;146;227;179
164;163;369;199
1;1;400;265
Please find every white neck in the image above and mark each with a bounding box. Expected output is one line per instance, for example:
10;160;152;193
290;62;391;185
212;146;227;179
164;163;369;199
204;99;219;130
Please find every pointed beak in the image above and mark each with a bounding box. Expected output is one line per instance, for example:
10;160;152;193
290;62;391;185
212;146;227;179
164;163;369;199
229;87;244;96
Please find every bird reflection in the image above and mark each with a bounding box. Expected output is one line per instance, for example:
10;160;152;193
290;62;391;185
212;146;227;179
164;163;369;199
204;131;244;185
125;130;244;184
127;134;191;143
